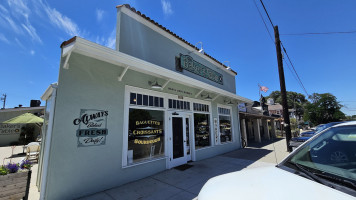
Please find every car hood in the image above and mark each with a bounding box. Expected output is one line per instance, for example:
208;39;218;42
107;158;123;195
197;166;354;200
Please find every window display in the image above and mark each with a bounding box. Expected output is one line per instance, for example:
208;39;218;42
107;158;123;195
128;108;165;164
219;107;232;143
194;113;211;149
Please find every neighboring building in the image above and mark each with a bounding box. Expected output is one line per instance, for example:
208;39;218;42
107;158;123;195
0;104;44;146
238;102;277;146
38;5;252;200
268;104;283;117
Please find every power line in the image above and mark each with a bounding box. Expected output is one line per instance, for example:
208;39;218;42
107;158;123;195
281;30;356;36
281;43;309;97
259;0;274;27
283;59;303;92
257;0;310;97
253;0;274;43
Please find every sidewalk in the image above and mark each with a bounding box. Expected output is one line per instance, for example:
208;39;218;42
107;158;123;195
78;138;290;200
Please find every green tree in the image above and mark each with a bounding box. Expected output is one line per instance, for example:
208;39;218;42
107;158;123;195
266;91;307;118
303;93;345;124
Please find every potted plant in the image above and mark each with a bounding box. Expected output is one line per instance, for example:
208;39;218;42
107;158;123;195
0;160;32;200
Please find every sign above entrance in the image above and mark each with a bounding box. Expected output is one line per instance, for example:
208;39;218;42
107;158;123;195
177;54;223;85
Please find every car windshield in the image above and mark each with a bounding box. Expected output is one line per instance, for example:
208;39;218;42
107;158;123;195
284;125;356;191
315;124;326;133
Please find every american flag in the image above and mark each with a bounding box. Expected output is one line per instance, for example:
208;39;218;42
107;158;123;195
259;85;269;92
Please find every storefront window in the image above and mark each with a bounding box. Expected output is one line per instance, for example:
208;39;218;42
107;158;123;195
194;113;211;149
219;107;232;143
128;108;165;164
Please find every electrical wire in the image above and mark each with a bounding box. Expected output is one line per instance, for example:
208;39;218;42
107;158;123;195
281;30;356;36
257;0;310;98
259;0;274;27
281;43;310;97
253;0;274;43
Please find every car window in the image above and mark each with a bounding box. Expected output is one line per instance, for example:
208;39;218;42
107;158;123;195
286;125;356;185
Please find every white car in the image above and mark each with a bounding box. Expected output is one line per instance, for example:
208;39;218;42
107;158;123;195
196;121;356;200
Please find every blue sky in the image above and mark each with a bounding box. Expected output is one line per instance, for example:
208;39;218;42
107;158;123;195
1;0;356;115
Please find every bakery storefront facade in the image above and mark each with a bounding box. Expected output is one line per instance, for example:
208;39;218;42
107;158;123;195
37;5;252;200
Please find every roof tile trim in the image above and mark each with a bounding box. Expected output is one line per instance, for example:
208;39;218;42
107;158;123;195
116;4;237;75
60;36;77;48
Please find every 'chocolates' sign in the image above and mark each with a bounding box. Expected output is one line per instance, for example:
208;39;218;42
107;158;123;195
73;109;108;147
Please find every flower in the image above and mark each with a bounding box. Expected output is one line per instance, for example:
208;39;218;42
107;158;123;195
5;163;19;173
20;160;32;170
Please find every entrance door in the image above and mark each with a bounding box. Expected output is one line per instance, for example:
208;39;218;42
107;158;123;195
169;112;193;168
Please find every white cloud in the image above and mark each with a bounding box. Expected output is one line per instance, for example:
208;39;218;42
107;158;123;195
0;4;8;14
1;14;23;34
6;0;31;19
21;23;42;43
34;0;81;37
105;29;116;49
15;38;25;49
161;0;173;17
95;28;116;49
44;7;81;36
30;50;35;55
96;9;104;22
0;33;10;44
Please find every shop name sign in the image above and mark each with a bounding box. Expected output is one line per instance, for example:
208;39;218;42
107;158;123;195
73;109;108;147
0;124;22;135
178;54;223;85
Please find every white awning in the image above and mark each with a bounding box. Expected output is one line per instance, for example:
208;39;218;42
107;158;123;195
60;37;253;104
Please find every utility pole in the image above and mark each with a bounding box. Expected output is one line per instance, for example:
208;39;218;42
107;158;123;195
274;26;292;152
1;94;6;109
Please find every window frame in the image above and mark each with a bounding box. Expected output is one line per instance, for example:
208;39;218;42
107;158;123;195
217;104;234;144
123;86;213;167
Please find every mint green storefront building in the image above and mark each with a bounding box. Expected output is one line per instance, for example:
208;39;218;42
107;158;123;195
37;5;252;200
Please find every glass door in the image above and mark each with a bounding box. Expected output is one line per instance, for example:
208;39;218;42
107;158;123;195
169;112;190;168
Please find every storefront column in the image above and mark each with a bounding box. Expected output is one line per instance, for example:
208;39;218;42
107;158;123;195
262;119;270;140
253;118;261;143
270;119;276;138
240;118;248;146
247;120;253;140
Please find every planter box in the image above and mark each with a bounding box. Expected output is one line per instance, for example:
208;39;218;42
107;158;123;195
0;170;31;200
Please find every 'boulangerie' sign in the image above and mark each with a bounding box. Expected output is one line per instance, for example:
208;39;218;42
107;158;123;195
73;109;108;147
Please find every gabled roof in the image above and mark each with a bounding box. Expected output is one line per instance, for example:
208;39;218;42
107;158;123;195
116;4;237;75
268;104;283;111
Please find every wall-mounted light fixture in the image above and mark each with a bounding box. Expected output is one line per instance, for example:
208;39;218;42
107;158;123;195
201;93;212;101
195;42;204;53
149;80;162;89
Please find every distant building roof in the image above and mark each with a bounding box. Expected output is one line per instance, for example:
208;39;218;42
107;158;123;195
0;106;45;113
268;104;283;111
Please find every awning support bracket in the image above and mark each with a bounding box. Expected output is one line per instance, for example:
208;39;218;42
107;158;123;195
118;66;129;81
63;50;73;69
195;89;204;98
212;94;220;101
161;79;171;90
